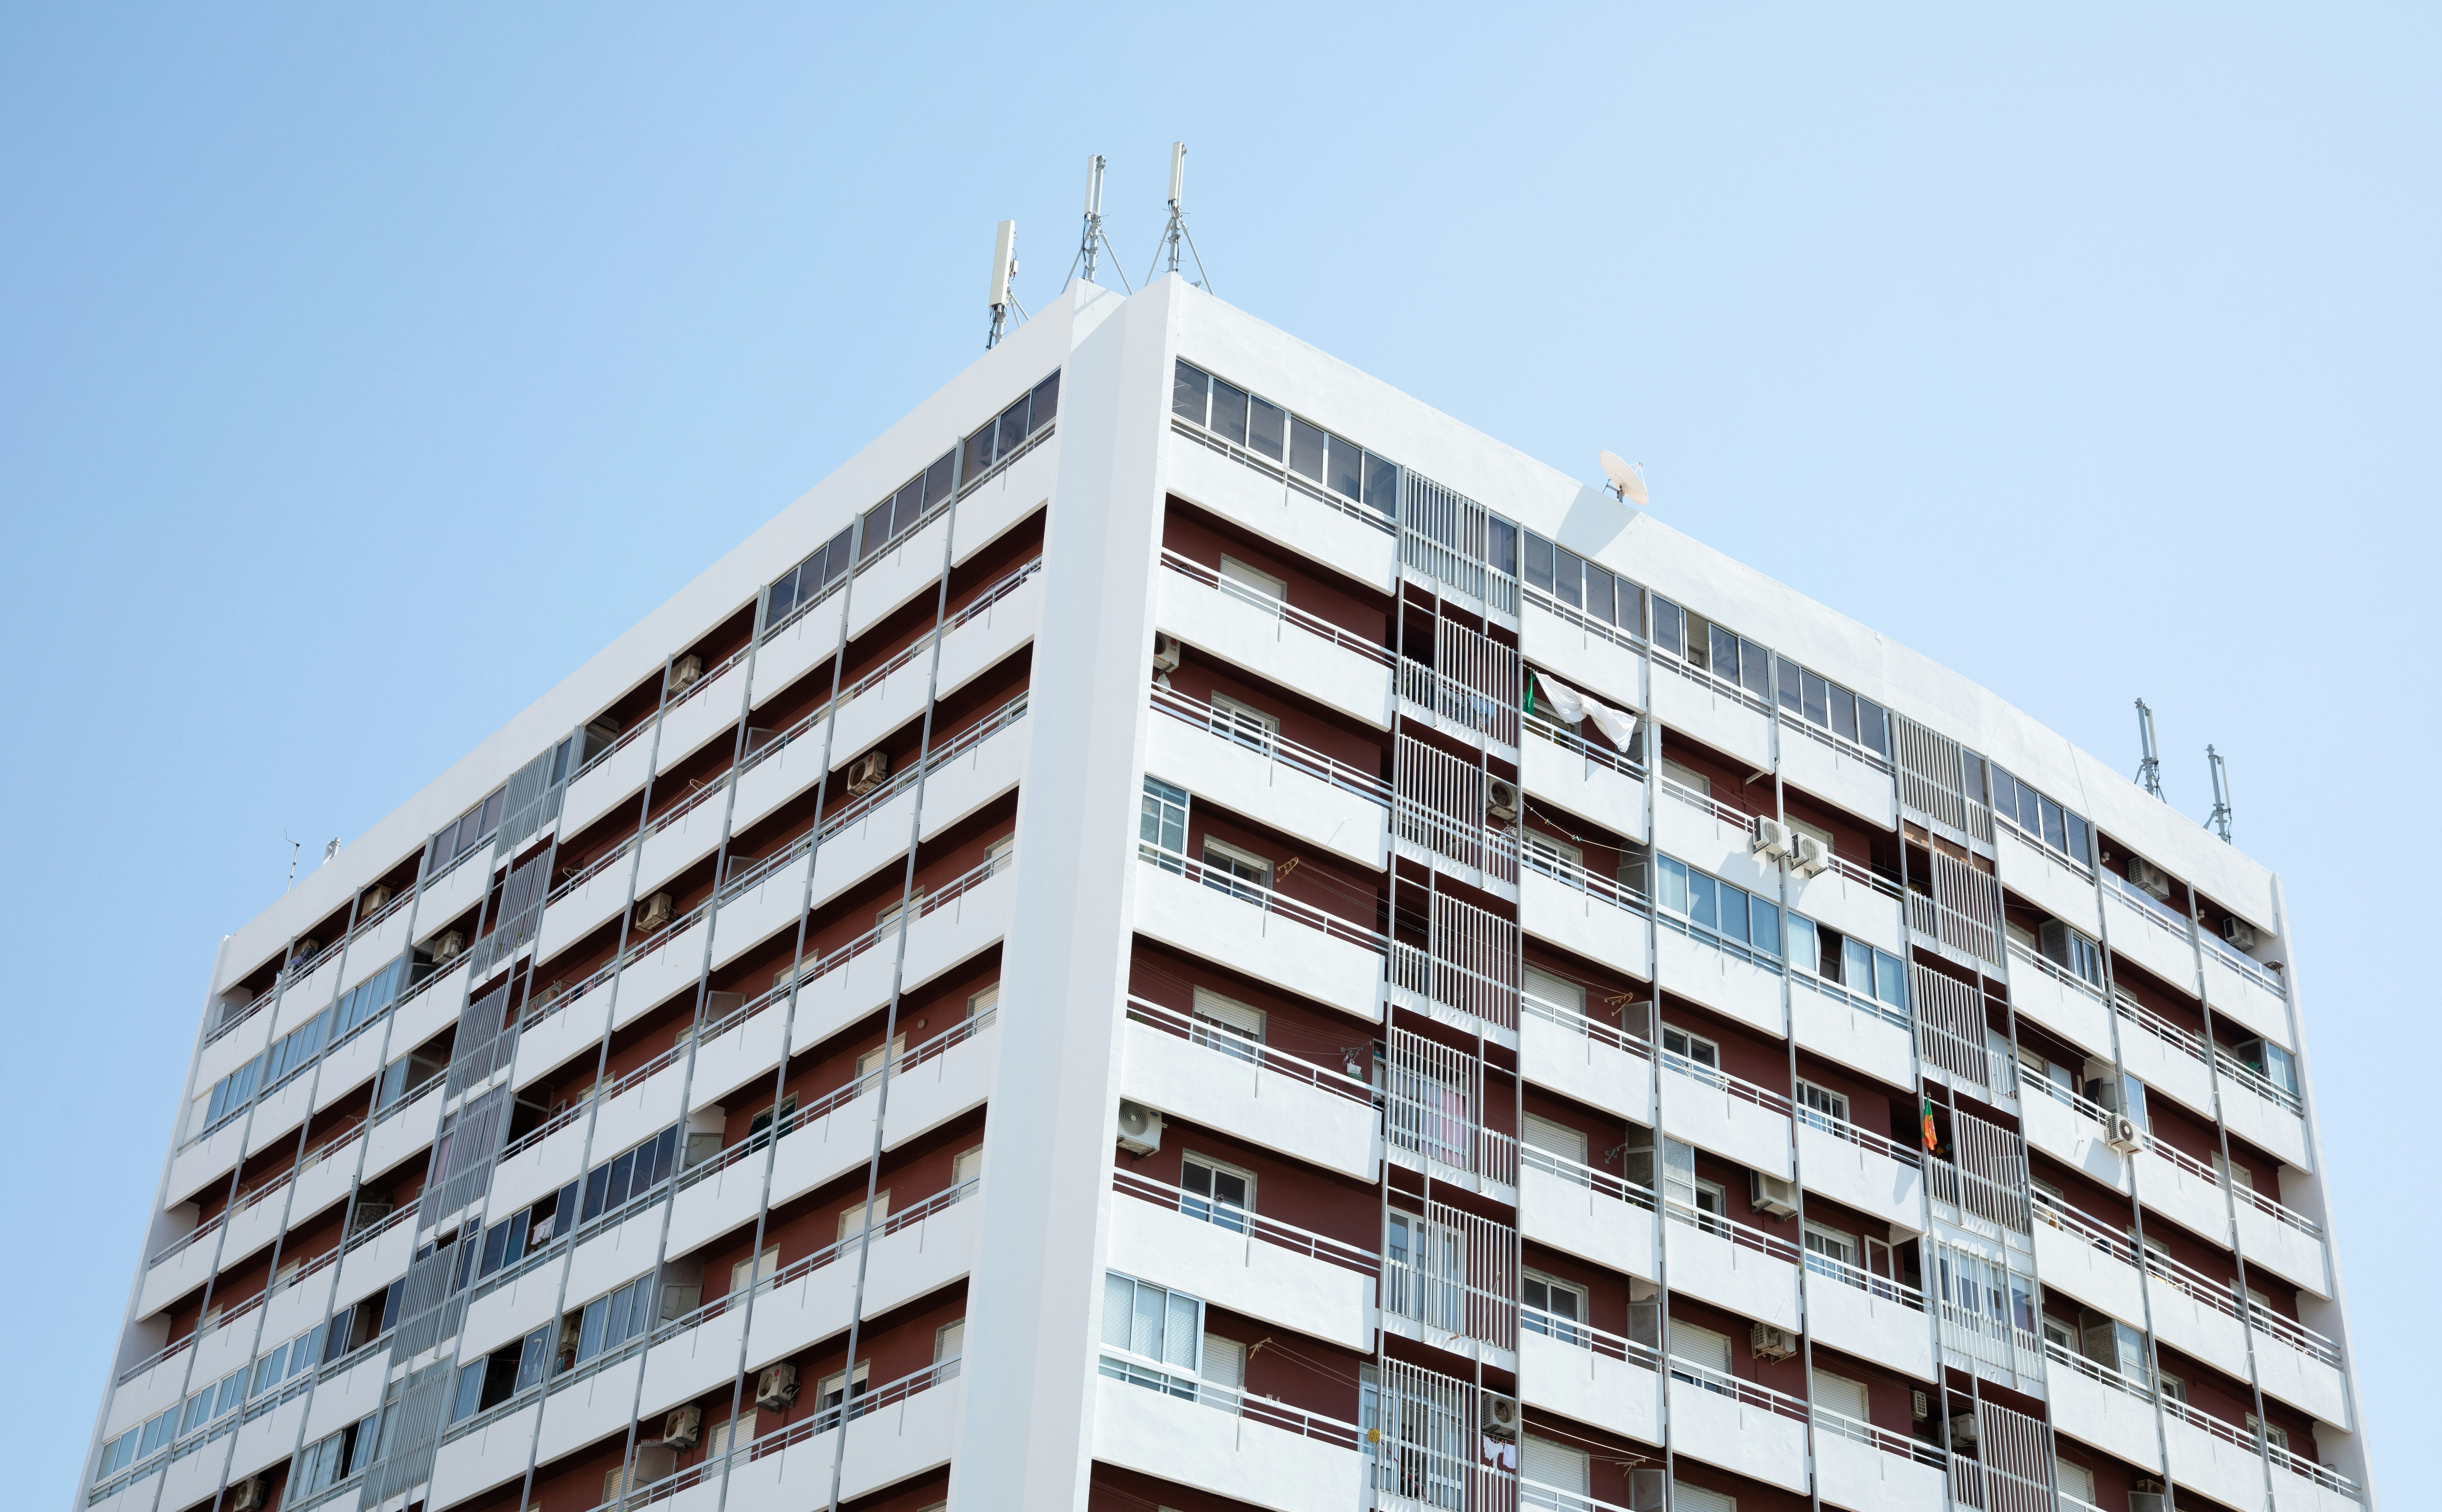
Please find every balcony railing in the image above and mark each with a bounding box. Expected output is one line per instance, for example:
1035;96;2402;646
2143;1240;2343;1367
1101;1346;1367;1448
2139;1125;2324;1241
1521;1302;1660;1369
1519;844;1648;919
1664;1195;1802;1265
1815;1402;1947;1468
1521;582;1644;653
2043;1337;2153;1402
1112;1167;1379;1276
1662;1049;1794;1120
619;1357;964;1511
1521;990;1651;1061
1522;709;1644;779
1123;995;1377;1108
1519;1144;1655;1212
1141;845;1387;954
1804;1244;1925;1310
2006;938;2104;1003
2030;1189;2140;1267
1791;969;1910;1035
1796;1104;1923;1171
1668;1353;1810;1423
2200;928;2286;998
2162;1394;2362;1501
1159;548;1395;667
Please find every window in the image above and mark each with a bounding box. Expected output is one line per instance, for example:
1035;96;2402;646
706;1410;758;1458
1523;1113;1587;1165
1189;987;1264;1059
1991;764;2092;866
1660;758;1711;797
1672;1485;1736;1512
952;1144;984;1186
1101;1271;1206;1383
2247;1415;2290;1453
1663;1025;1719;1069
1210;693;1280;753
2053;1459;2094;1504
2038;918;2105;987
1140;777;1188;864
1772;654;1890;758
984;834;1015;873
1199;838;1272;898
1522;1271;1587;1344
856;1034;907;1081
731;1246;777;1294
1217;553;1288;612
817;1360;871;1411
1803;1222;1859;1270
1521;1436;1591;1496
935;1320;966;1365
1172;361;1397;517
1668;1318;1732;1380
1522;830;1583;873
956;372;1059;491
1810;1368;1868;1424
1654;855;1781;960
1520;532;1645;634
837;1190;892;1242
1180;1153;1253;1233
1661;1139;1727;1235
579;1126;680;1223
1795;1081;1848;1125
762;524;857;629
568;1274;655;1368
1523;965;1584;1016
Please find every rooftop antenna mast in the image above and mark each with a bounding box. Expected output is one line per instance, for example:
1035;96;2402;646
282;830;301;892
985;219;1023;350
1145;140;1214;291
2133;698;2163;798
1066;154;1130;292
2205;745;2233;843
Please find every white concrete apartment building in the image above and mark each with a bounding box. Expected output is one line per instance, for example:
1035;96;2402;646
81;275;2374;1512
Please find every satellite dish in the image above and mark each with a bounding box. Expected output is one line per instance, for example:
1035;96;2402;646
1599;451;1649;506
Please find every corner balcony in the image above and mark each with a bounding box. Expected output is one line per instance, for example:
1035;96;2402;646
1165;415;1399;593
1797;1109;1923;1233
1093;1354;1366;1512
1661;1054;1793;1180
2200;936;2292;1049
1790;974;1914;1092
1519;1311;1660;1446
2164;1400;2286;1512
1520;851;1651;985
821;559;1044;791
1649;652;1773;771
1133;847;1386;1023
1108;1168;1376;1350
1666;1358;1809;1494
1156;547;1395;730
1519;712;1647;842
1148;684;1390;871
1663;1202;1801;1333
1120;996;1381;1182
1522;1146;1656;1282
1813;1405;1947;1512
1521;993;1653;1126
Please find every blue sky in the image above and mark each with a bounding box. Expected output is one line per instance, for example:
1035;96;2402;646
5;4;2433;1503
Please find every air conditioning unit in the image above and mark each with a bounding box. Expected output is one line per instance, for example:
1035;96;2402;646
1151;633;1183;674
293;937;322;961
1479;1392;1522;1440
1791;833;1831;879
586;715;622;741
635;892;674;932
432;929;466;961
2220;915;2259;952
1750;1171;1800;1219
1116;1099;1165;1156
1750;1323;1798;1362
1947;1413;1980;1451
670;654;704;692
228;1477;267;1512
362;884;392;914
2105;1114;2144;1155
1752;816;1793;860
1487;779;1520;823
845;749;890;796
756;1362;801;1411
2127;856;2172;900
660;1404;701;1451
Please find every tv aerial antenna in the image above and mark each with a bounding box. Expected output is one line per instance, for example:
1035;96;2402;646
2133;699;2163;798
1598;451;1649;506
1065;154;1131;293
2205;745;2233;843
985;219;1025;350
1145;141;1214;291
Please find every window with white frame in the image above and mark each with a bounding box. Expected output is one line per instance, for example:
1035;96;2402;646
817;1359;870;1410
1662;1024;1720;1069
1655;853;1782;960
1803;1222;1859;1270
1190;986;1265;1060
1523;965;1584;1016
1180;1152;1253;1233
1795;1080;1848;1126
836;1190;891;1242
1218;555;1288;612
1522;1271;1588;1344
1210;692;1280;753
1101;1271;1206;1388
1140;777;1188;864
1199;837;1272;896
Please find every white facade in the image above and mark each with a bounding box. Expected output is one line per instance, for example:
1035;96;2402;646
82;276;2373;1512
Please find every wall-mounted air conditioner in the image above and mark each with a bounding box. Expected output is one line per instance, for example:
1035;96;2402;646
1487;779;1520;824
1792;834;1831;879
670;654;704;692
1151;633;1183;674
229;1478;267;1512
846;749;890;796
432;930;466;961
1752;817;1793;860
635;893;674;932
1479;1392;1521;1439
362;884;391;914
1116;1100;1164;1156
2127;856;2172;900
756;1362;800;1410
2105;1114;2144;1155
2220;916;2259;952
660;1405;701;1451
1750;1323;1798;1362
1947;1413;1980;1452
1750;1171;1800;1219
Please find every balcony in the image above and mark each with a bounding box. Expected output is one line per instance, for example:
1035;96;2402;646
1093;1354;1367;1512
1777;720;1898;830
744;567;849;708
823;560;1044;790
2004;942;2111;1059
1521;596;1644;717
1808;1250;1934;1379
563;718;657;842
1796;1109;1923;1233
1519;1310;1661;1444
1663;1203;1801;1332
2019;1078;2130;1194
2217;1052;2309;1173
657;1364;964;1512
1655;781;1777;899
1813;1405;1947;1512
2043;1344;2161;1473
1120;996;1380;1181
1666;1359;1810;1493
2200;937;2292;1049
1653;920;1785;1040
1649;652;1773;771
1521;850;1651;985
2104;876;2201;993
1521;994;1653;1126
1790;974;1914;1091
1522;1145;1656;1282
1134;848;1386;1023
1165;419;1399;594
1108;1168;1375;1349
1994;823;2100;936
1787;853;1902;962
2113;996;2216;1122
1661;1054;1792;1180
1156;548;1395;730
2029;1192;2145;1327
1148;684;1390;871
1520;713;1647;841
2164;1400;2284;1512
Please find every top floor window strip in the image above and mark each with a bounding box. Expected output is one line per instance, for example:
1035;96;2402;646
1975;754;2092;868
1171;359;1396;522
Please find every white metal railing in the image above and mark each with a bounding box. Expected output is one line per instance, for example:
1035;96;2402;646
1521;709;1643;778
2139;1126;2325;1240
2007;938;2104;1002
1999;814;2094;882
1663;1048;1794;1117
1123;996;1377;1108
1519;843;1648;918
1520;1303;1659;1369
1796;1103;1923;1170
2200;928;2286;997
1169;414;1395;537
1102;1344;1368;1447
1151;683;1390;804
1651;641;1773;715
1141;844;1386;953
1521;583;1643;653
619;1358;966;1511
1112;1167;1380;1275
1658;775;1756;833
1814;1403;1947;1468
2029;1189;2139;1267
1664;1195;1803;1265
1519;1145;1655;1212
2214;1045;2303;1116
1791;969;1910;1035
1382;1200;1518;1351
1395;734;1518;884
1668;1353;1810;1421
1805;1244;1926;1309
1520;989;1650;1060
1160;547;1393;665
